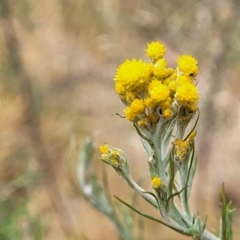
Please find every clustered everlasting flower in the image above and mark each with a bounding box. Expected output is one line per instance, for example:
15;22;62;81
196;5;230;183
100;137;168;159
82;40;232;240
114;41;200;127
99;41;201;193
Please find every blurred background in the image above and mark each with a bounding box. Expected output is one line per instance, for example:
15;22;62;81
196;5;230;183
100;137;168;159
0;0;240;239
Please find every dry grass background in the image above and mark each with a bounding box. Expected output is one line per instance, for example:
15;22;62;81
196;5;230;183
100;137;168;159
1;0;240;239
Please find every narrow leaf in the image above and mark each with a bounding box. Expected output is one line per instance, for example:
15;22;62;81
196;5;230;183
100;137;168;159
114;196;191;236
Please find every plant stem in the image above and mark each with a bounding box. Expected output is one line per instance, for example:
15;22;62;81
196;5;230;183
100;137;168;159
202;230;219;240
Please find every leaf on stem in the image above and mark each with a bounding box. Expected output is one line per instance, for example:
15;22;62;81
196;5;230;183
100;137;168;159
114;196;192;236
220;183;234;240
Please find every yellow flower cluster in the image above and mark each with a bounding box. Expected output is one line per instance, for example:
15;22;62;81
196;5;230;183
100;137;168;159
173;131;197;161
114;59;153;94
174;139;190;161
114;41;200;127
99;144;122;167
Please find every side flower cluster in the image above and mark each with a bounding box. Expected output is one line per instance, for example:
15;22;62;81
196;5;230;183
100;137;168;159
114;41;200;127
173;131;197;161
99;144;130;175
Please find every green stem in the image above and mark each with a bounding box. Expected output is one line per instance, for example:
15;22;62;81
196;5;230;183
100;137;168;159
202;230;219;240
123;174;158;208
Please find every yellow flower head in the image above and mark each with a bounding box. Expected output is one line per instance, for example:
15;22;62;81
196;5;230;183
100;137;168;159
174;139;189;149
177;54;199;77
151;176;163;189
146;41;166;62
114;59;153;93
162;109;172;119
111;158;120;167
174;139;190;161
154;58;168;79
109;151;120;167
183;131;197;144
130;99;145;114
144;97;156;108
124;107;137;121
148;80;170;103
175;82;200;105
99;144;109;154
188;131;197;140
